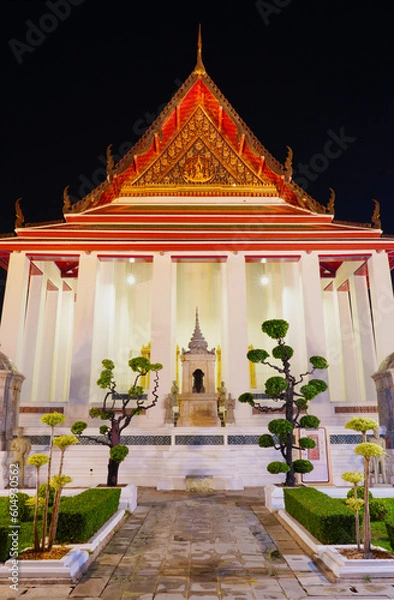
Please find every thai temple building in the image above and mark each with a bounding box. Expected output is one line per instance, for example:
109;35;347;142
1;32;394;490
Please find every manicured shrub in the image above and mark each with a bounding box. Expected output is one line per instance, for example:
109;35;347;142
0;521;33;562
386;521;394;550
284;487;355;544
369;499;391;522
346;486;373;501
7;492;31;522
56;488;121;543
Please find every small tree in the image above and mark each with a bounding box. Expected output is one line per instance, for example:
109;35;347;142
342;471;364;550
344;417;383;558
355;442;384;558
26;454;48;551
238;319;328;487
26;413;76;553
71;355;163;487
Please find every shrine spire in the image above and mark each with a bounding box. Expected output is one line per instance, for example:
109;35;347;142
194;24;206;75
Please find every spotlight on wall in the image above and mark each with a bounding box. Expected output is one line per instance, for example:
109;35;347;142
260;258;267;263
129;258;135;263
127;274;136;285
260;275;269;286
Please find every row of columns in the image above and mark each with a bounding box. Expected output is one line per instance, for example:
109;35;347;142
0;251;393;424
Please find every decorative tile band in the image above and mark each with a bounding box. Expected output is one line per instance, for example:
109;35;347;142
330;434;363;444
77;436;171;446
30;436;51;445
334;406;378;413
29;434;371;446
228;435;260;445
20;406;64;413
175;435;224;446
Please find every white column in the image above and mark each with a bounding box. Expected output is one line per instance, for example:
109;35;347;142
68;252;99;415
282;261;307;377
322;287;346;402
223;254;250;423
148;253;174;425
299;252;330;413
0;252;30;368
368;251;394;365
337;289;361;402
51;283;74;402
90;261;116;394
36;287;59;402
19;272;46;403
351;275;378;402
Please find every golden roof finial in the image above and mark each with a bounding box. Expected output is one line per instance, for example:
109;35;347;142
284;145;293;178
194;24;206;75
327;188;335;215
106;144;115;181
14;197;24;229
371;199;381;229
63;185;72;213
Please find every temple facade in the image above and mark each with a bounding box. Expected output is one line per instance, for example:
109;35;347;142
1;35;394;489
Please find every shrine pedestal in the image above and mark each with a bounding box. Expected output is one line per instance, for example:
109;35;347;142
177;393;220;427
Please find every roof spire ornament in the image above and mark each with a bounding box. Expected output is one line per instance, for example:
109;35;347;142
371;199;381;229
284;145;293;180
63;185;72;213
185;308;215;355
194;24;206;75
327;188;335;215
14;197;24;229
106;144;115;182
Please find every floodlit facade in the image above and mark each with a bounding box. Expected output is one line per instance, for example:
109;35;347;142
1;37;394;489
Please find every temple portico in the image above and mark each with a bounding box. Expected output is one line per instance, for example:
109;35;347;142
0;34;394;488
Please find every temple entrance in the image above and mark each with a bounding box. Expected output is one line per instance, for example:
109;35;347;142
192;369;205;393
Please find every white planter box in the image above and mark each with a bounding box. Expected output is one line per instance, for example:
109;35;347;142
0;484;137;583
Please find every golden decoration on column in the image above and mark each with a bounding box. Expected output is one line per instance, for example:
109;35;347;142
140;342;151;389
248;344;256;389
175;344;180;387
216;345;222;392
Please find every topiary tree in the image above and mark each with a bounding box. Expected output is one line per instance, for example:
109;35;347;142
71;356;163;487
238;319;328;487
26;416;76;553
342;471;364;550
344;416;383;558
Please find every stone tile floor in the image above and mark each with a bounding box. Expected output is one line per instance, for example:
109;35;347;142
1;488;394;599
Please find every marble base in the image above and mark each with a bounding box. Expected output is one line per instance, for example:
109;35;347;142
178;393;221;427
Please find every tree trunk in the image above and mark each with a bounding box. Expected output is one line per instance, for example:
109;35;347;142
107;458;120;487
363;457;372;558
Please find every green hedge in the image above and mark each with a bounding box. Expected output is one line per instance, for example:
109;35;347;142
386;522;394;550
0;521;34;562
284;487;356;544
56;488;121;543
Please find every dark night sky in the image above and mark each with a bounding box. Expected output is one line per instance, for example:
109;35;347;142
1;0;394;237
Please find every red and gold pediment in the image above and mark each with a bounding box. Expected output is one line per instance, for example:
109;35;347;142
119;106;277;196
66;34;328;216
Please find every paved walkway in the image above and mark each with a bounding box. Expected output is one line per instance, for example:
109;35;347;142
1;488;394;600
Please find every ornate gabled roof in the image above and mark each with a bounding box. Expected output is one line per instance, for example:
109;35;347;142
64;30;329;217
